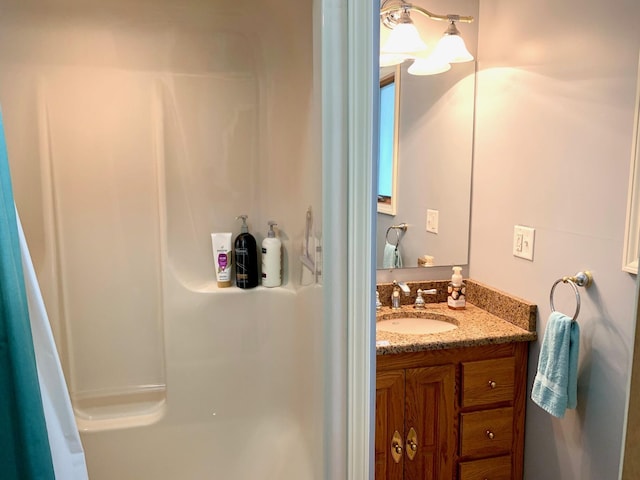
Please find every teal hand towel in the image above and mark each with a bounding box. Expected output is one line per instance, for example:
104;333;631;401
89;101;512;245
382;241;402;269
531;311;579;418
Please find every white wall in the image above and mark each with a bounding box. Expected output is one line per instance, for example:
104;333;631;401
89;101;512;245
471;0;639;478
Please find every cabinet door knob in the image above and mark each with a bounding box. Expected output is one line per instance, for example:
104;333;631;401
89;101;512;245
406;427;418;460
486;430;495;440
391;430;403;463
488;380;497;389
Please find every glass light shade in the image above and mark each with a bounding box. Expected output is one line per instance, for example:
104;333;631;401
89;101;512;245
434;33;474;63
407;54;451;76
381;22;428;55
380;53;409;67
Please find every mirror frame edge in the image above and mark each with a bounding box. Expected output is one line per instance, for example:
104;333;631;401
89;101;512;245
623;51;640;275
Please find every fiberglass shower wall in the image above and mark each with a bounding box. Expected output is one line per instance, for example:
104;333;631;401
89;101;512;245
1;0;323;477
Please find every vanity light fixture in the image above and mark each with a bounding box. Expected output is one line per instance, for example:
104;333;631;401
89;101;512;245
432;19;474;63
380;53;411;67
380;5;428;55
407;52;451;75
380;0;474;75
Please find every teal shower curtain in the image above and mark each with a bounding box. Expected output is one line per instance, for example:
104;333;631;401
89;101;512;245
0;109;55;479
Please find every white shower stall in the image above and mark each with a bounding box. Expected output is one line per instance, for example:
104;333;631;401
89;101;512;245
0;0;340;477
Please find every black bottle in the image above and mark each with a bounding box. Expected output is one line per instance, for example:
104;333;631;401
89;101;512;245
234;215;259;289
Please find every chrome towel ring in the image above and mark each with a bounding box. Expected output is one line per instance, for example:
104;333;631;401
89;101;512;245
549;270;593;321
385;223;408;247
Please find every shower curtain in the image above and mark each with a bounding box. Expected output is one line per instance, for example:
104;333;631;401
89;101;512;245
17;211;89;479
0;108;88;479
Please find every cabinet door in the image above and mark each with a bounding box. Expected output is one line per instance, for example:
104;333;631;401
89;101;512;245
376;369;405;479
404;365;455;480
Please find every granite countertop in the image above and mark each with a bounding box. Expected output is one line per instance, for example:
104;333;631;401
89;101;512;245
375;279;538;355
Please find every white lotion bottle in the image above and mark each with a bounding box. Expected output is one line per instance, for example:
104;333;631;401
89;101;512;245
261;221;282;287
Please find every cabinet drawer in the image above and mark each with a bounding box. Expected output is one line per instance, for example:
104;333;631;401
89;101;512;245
461;357;515;407
460;407;513;458
459;455;511;480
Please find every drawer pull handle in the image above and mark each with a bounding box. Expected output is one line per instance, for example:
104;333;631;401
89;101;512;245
488;380;497;389
486;430;495;440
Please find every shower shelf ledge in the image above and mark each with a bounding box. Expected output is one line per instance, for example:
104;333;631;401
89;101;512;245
73;385;167;432
182;280;297;295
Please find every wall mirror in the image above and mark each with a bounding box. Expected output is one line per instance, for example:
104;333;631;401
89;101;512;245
623;52;640;274
376;0;479;270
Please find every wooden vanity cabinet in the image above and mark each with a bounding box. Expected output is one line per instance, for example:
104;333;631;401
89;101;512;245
376;369;406;479
375;365;455;480
376;342;528;480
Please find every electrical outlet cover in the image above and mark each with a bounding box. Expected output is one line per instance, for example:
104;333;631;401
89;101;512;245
426;209;439;234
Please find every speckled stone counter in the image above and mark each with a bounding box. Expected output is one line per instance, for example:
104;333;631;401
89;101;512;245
376;279;537;355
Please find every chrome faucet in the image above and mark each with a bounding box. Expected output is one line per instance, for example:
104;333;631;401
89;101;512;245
391;281;410;309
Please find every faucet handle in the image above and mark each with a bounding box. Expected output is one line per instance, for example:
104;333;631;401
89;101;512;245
415;288;437;309
414;289;426;309
391;282;402;309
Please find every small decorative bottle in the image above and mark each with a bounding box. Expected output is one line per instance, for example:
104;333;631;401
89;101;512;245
447;266;466;310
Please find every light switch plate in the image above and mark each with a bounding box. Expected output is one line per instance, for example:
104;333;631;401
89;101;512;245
426;209;439;234
513;225;535;261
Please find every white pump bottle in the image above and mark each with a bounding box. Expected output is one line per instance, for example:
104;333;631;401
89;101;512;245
261;221;282;287
447;266;466;309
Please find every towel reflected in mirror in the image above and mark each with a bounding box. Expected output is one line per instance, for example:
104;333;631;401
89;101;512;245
383;240;403;269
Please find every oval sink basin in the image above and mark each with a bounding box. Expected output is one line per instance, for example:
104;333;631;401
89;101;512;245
377;315;458;335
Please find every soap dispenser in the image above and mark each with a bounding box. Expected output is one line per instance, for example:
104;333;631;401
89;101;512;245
261;221;282;287
447;266;466;309
234;215;259;289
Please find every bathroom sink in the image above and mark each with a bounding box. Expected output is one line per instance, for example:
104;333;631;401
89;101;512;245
376;313;458;335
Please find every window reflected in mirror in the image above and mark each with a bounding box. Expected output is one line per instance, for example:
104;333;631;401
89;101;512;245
378;68;400;216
